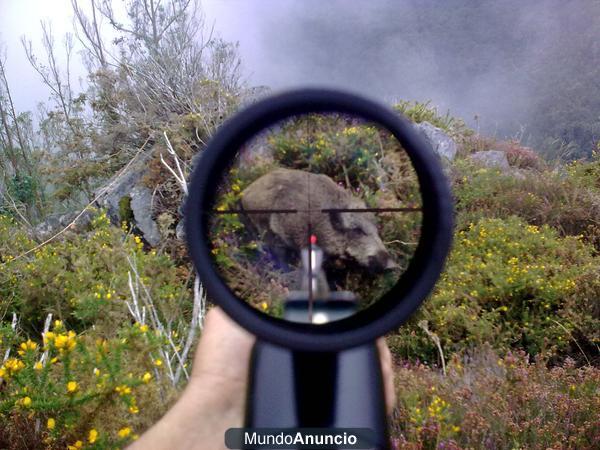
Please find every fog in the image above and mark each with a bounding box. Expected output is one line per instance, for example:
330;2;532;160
203;0;599;147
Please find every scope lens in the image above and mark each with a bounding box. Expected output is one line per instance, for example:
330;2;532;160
205;113;423;323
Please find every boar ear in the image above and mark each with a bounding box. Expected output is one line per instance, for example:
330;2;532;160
329;211;350;231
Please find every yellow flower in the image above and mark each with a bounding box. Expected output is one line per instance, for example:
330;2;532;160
47;417;56;430
33;361;43;370
53;331;77;352
22;396;32;407
88;429;98;443
67;441;83;450
118;427;132;438
4;358;25;374
129;404;139;414
139;324;149;333
142;372;152;383
452;425;461;433
18;339;38;355
43;331;55;344
54;334;68;349
67;381;79;393
115;385;132;396
106;292;112;300
154;358;163;367
260;302;268;311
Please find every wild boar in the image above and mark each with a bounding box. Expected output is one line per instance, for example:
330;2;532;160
240;168;396;272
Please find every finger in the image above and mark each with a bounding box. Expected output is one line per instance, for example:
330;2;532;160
377;337;397;416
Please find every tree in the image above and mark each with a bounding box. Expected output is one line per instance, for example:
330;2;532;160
0;46;45;222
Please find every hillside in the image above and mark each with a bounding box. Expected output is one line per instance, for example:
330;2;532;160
1;101;599;449
0;1;598;448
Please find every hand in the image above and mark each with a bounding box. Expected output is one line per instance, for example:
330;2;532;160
128;307;255;450
129;307;396;450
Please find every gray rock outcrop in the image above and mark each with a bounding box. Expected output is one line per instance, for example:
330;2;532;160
469;150;510;171
414;121;458;161
93;150;161;246
34;210;94;240
129;185;161;246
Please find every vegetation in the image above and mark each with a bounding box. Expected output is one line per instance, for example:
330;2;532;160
0;211;192;448
0;1;599;448
390;349;599;449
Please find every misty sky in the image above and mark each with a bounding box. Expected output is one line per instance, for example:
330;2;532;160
0;0;595;141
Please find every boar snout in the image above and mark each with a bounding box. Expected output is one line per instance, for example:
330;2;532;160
367;250;398;272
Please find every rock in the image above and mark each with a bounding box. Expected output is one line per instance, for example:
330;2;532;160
175;220;186;241
130;185;161;246
414;121;458;161
509;168;528;180
469;150;510;171
93;150;162;245
34;210;94;240
240;85;271;107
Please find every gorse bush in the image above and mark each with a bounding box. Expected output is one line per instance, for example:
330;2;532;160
389;217;600;363
0;212;186;336
0;210;196;449
566;149;600;192
269;114;420;198
0;319;171;449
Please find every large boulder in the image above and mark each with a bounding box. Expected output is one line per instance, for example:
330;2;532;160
413;121;458;161
469;150;510;171
93;150;161;246
129;185;161;246
33;210;95;241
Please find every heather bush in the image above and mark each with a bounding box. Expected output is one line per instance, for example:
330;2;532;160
458;135;544;170
389;349;600;449
452;160;600;249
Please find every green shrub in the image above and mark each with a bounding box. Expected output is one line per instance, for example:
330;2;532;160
388;217;600;363
0;211;185;336
0;211;195;448
566;149;600;192
393;100;472;139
